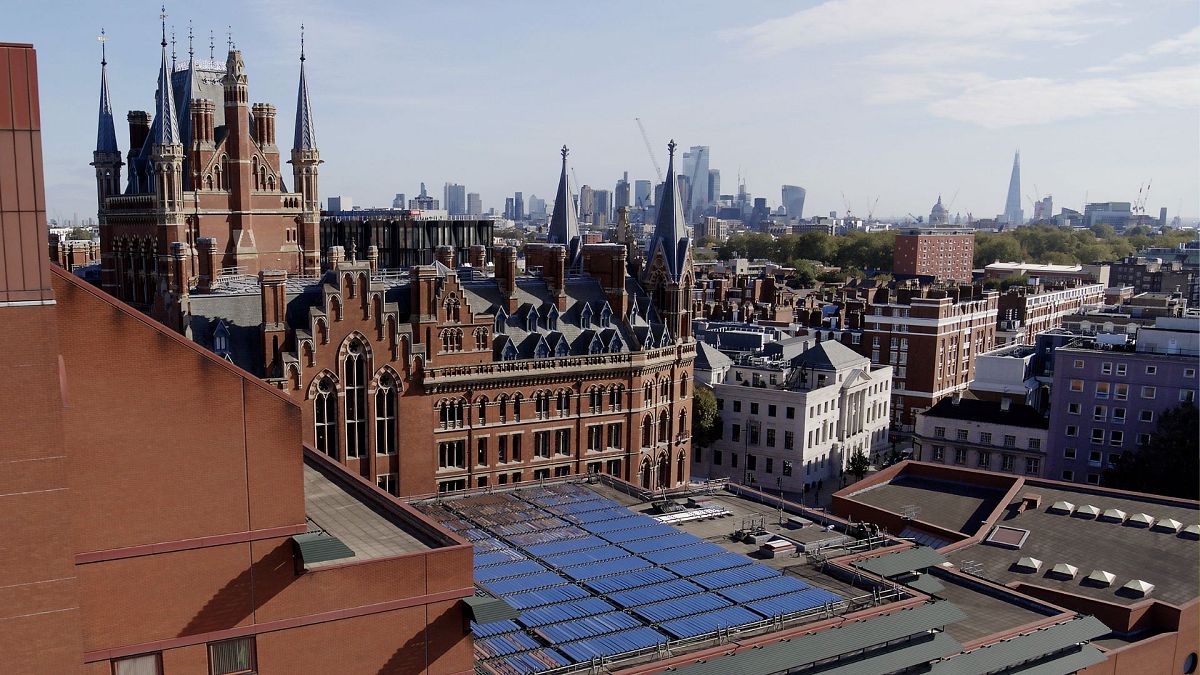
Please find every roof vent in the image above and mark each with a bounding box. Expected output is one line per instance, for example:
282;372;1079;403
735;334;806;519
1099;508;1128;523
1180;524;1200;540
1049;563;1078;579
1048;500;1075;515
1021;493;1041;510
1126;513;1154;528
1013;556;1042;573
1120;579;1155;597
985;525;1030;550
1152;518;1183;533
1084;569;1116;587
1073;504;1100;519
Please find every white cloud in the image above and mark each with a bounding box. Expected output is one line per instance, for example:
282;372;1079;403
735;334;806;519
1088;26;1200;72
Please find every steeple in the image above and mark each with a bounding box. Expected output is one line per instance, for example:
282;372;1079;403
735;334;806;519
548;145;581;267
151;9;181;147
646;139;689;281
293;24;317;152
95;29;118;154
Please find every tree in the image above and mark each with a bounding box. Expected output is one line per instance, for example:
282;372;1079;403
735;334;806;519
691;386;722;448
67;227;93;240
846;448;871;482
1102;403;1198;500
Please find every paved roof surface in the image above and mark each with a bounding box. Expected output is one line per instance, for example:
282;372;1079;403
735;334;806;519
303;464;433;565
848;475;1007;534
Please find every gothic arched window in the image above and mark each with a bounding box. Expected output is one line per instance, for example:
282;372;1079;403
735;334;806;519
344;340;368;459
315;377;338;458
375;372;397;456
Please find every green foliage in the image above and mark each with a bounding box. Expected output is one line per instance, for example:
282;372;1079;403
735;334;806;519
1102;403;1199;500
716;231;894;272
846;448;871;481
691;387;722;447
973;224;1193;268
67;227;93;240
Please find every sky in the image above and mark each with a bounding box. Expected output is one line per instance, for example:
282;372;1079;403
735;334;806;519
6;0;1199;224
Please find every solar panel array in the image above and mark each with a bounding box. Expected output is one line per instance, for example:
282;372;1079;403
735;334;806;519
419;483;843;674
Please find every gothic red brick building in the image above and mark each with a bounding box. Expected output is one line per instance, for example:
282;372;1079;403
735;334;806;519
187;145;698;496
92;30;321;327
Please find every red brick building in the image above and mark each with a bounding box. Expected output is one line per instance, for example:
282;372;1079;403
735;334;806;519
893;227;975;282
186;144;698;496
93;32;321;328
3;41;473;675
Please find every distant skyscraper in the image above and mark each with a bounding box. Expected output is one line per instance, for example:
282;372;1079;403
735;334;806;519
1033;195;1053;221
681;146;710;220
392;193;406;209
444;183;467;216
781;185;806;220
408;183;439;210
634;180;652;209
503;197;514;220
513;192;525;221
578;185;595;222
527;194;546;218
328;196;352;212
615;172;630;211
708;169;720;204
593;189;613;227
467;192;482;216
1003;151;1024;225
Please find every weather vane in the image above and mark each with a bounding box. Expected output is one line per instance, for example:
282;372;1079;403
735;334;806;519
159;5;167;47
187;20;194;59
227;25;234;51
300;23;306;61
561;145;569;161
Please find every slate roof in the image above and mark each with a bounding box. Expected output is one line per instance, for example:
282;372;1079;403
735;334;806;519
695;341;732;372
922;397;1049;430
95;56;118;153
789;339;865;371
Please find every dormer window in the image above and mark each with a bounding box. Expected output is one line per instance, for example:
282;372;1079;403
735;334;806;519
526;308;538;332
495;309;507;335
213;321;230;355
502;340;519;361
600;302;612;328
555;338;570;357
546;306;559;331
580;303;593;329
534;337;550;359
589;335;604;354
608;334;623;353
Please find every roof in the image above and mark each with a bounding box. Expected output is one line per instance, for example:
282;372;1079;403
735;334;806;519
921;396;1049;430
853;546;947;578
293;50;317;151
95;58;118;153
646;140;689;281
694;341;733;371
789;339;865;372
293;531;355;566
547;146;580;267
929;615;1108;674
151;38;180;146
761;335;815;362
463;595;521;625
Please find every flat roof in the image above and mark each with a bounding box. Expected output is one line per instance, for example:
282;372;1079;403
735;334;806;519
944;484;1199;607
922;572;1059;644
848;475;1006;534
303;463;436;565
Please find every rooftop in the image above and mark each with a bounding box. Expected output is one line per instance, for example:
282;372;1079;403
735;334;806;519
847;475;1007;534
920;397;1049;430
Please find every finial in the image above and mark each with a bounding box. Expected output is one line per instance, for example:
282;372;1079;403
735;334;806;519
300;23;306;62
227;25;233;51
97;28;108;66
209;29;214;59
159;5;167;48
561;144;568;162
171;27;177;65
187;20;194;59
667;139;677;157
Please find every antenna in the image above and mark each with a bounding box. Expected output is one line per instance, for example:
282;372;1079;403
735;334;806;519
159;5;167;47
170;27;176;66
97;28;108;66
187;20;194;59
209;29;215;59
227;25;233;51
300;23;306;61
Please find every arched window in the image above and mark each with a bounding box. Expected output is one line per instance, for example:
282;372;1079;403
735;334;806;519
640;457;652;490
589;388;602;413
676;452;685;486
498;395;508;423
678;409;687;439
600;303;612;328
609;385;624;411
546;306;559;331
535;391;550;419
644;382;653;406
657;453;670;489
680;373;689;398
376;372;396;456
477;397;488;425
660;378;670;400
512;394;523;421
557;390;570;417
315;377;338;458
526;309;538;332
344;340;368;459
495;309;507;335
642;416;652;448
658;411;669;443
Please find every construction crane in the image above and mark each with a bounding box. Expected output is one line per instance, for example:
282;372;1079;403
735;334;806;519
866;197;880;222
634;117;664;182
1134;180;1152;214
841;191;853;219
945;189;960;212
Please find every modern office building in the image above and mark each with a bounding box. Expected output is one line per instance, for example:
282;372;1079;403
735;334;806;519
893;228;975;282
681;145;710;220
444;182;467;216
615;171;630;211
513;191;525;221
782;185;806;220
467;191;482;216
634;179;653;209
327;195;352;212
1084;202;1133;230
392;192;406;209
593;188;613;228
1002;150;1024;225
408;182;440;210
708;168;720;205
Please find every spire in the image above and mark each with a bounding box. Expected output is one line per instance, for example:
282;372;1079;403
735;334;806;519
549;145;581;265
293;24;317;151
647;139;688;280
152;6;181;146
95;29;118;153
1003;149;1023;225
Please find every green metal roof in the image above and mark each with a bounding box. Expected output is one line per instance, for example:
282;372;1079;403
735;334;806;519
929;615;1109;674
818;632;962;674
462;595;520;624
669;601;967;675
293;532;355;566
853;546;948;578
1008;645;1107;675
904;573;946;595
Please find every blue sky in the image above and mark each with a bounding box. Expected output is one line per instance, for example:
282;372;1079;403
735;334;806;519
6;0;1198;223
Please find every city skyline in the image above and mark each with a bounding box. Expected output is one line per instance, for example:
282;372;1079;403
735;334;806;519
6;0;1198;223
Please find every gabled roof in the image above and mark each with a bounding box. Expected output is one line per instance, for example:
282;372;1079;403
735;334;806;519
695;341;733;371
548;146;580;267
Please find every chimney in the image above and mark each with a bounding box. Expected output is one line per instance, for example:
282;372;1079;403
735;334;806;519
169;242;189;295
469;244;487;270
127;110;151;153
435;245;456;269
196;237;219;292
494;246;519;313
326;245;345;269
260;269;288;377
366;245;379;274
251;103;277;147
547;245;568;311
411;266;438;321
191;99;215;145
951;392;963;405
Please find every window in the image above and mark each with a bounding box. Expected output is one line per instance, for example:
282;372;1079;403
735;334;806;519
1001;454;1015;472
1145;366;1157;375
1073;359;1085;369
555;429;570;455
717;398;724;411
747;454;758;471
1070;379;1083;392
1141;386;1156;399
749;424;760;445
1086;473;1099;485
768;404;776;417
512;434;522;460
498;436;508;463
208;637;256;675
1110;430;1124;446
977;451;991;468
1061;470;1074;481
1093;405;1107;421
438;440;465;469
979;432;992;445
1066;425;1078;437
377;473;397;496
607;423;623;449
786;406;795;419
1028;438;1041;451
1067;402;1081;415
1003;435;1016;448
113;654;161;675
730;453;738;468
376;374;397;455
314;377;338;459
956;429;968;441
934;426;946;438
1063;447;1076;459
1101;362;1112;375
733;400;742;413
750;402;759;415
1114;384;1128;401
766;457;774;474
1091;428;1105;444
534;431;550;458
1181;390;1197;403
713;449;723;465
1137;432;1151;445
1139;409;1153;423
931;446;945;462
954;447;967;465
477;438;488;465
1112;408;1125;424
1186;368;1196;378
784;431;794;450
1095;382;1110;399
1115;364;1126;376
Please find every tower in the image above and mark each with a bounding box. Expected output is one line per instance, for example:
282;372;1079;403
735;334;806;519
548;145;581;270
640;140;693;341
289;26;322;274
92;30;123;213
1003;150;1024;225
150;17;186;322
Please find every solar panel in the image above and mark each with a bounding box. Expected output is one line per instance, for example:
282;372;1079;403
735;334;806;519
517;597;617;628
692;564;780;590
631;593;733;623
618;533;702;554
482;571;567;596
665;552;755;578
716;576;811;604
474;549;527;568
639;542;728;565
562;556;653;582
607;579;705;608
570;508;644;525
541;545;629;569
535;611;644;643
473;560;546;583
506;526;588;547
598;524;678;543
476;631;543;658
584;567;677;594
523;535;608;558
493;649;571;675
746;588;842;618
555;627;668;662
658;605;764;640
503;584;591;610
470;619;521;638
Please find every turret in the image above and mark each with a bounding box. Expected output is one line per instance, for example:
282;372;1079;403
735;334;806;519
91;29;123;212
289;26;322;275
548;145;581;270
639;140;694;341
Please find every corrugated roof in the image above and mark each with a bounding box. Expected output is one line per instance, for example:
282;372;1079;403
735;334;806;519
293;532;354;566
817;632;962;675
462;595;520;625
1007;645;1107;675
854;546;948;579
929;615;1109;674
669;601;966;675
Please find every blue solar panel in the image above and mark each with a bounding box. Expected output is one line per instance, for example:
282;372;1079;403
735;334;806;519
556;627;668;662
692;564;780;590
664;552;755;578
541;545;629;569
631;592;732;623
658;606;764;640
496;649;571;674
506;526;588;547
716;576;811;603
470;619;521;638
747;588;843;618
638;542;728;565
562;556;652;582
523;535;608;558
476;631;543;658
584;567;677;594
570;508;644;525
517;597;616;628
503;583;591;610
607;579;705;608
598;524;677;543
618;533;702;554
535;611;644;643
474;549;526;568
482;571;567;596
473;559;546;583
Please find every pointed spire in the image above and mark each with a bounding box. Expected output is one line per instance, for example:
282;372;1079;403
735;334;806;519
95;29;118;153
152;7;181;146
648;139;688;280
548;145;581;264
293;24;317;151
209;29;215;59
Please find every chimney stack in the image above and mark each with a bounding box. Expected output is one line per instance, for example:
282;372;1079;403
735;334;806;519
260;269;288;377
494;246;519;313
366;245;379;274
326;245;345;269
196;237;219;292
469;244;487;270
435;245;456;269
127;111;151;154
251;103;277;148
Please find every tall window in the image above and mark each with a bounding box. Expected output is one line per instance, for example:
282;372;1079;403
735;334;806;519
344;340;368;459
609;385;624;411
477;397;488;425
680;374;689;397
658;411;669;443
315;377;338;458
607;422;623;449
113;654;161;675
642;416;652;447
438;440;465;469
375;372;397;455
208;638;256;675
